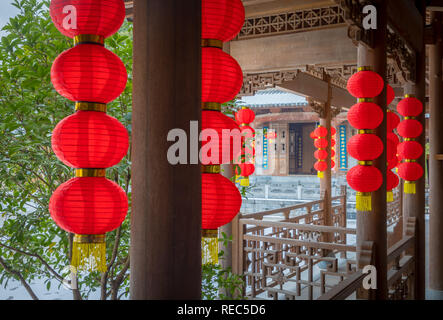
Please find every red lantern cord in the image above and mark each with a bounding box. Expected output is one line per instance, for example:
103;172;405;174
50;0;125;39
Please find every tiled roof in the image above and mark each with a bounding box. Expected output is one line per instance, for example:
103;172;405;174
238;89;308;108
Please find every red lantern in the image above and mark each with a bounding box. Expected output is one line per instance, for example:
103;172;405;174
202;0;245;42
347;70;384;98
310;131;317;139
347;134;383;160
236;108;255;124
387;132;400;145
314;161;328;172
50;0;125;39
331;149;336;158
236;163;255;177
201;110;241;165
202;173;242;230
330;127;337;135
346;165;383;211
387;84;395;105
331;139;336;147
398;162;424;194
314;138;328;149
51;44;127;104
314;149;328;160
397;119;423;139
347;102;384;129
387;111;400;132
314;126;328;138
388;157;399;170
397;141;423;160
397;96;423;117
387;170;399;202
52;111;129;168
202;47;243;104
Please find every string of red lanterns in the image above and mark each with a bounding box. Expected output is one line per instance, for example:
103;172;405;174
346;67;384;212
201;0;244;265
235;107;256;187
313;125;328;178
386;85;400;202
396;95;424;194
49;0;128;272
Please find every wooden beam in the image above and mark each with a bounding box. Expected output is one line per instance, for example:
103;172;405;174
387;0;423;52
428;0;443;11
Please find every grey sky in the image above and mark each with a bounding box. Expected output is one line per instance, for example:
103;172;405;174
0;1;19;36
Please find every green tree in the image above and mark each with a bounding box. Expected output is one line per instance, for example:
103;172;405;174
0;0;133;300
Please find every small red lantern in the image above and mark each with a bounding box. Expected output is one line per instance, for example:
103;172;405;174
236;108;255;125
314;126;328;138
235;163;255;178
331;149;336;158
310;131;317;139
387;170;399;202
314;149;328;160
347;102;384;129
347;69;384;98
346;165;383;211
387;111;400;132
202;47;243;104
347;134;383;161
202;0;245;42
397;96;423;117
397;141;423;160
397;119;423;139
314;138;328;149
49;176;128;272
388;157;399;170
397;162;424;194
201;110;241;165
52;111;129;168
387;132;400;145
314;161;328;176
50;0;125;39
330;127;337;135
331;139;336;147
331;160;336;168
51;44;128;104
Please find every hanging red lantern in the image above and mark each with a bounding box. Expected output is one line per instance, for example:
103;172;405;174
201;110;240;165
347;134;383;161
314;161;328;173
346;165;383;211
388;156;399;170
202;47;243;104
202;0;245;42
387;84;395;105
236;108;255;124
397;141;423;160
330;127;337;136
387;132;400;145
331;139;336;147
49;176;128;272
50;0;125;39
52;111;129;168
387;137;397;161
397;119;423;139
331;149;336;158
347;69;384;98
398;162;424;194
235;163;255;178
314;138;328;149
314;126;328;138
347;102;384;129
310;131;317;139
387;170;399;202
331;160;336;168
387;111;400;132
314;149;328;160
397;96;423;117
51;44;127;104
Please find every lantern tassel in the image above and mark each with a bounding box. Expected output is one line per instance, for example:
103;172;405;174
202;230;219;265
356;192;372;212
317;171;324;179
72;235;106;273
387;191;394;203
240;177;250;187
404;182;416;194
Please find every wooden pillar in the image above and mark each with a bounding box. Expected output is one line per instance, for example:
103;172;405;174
356;0;388;300
130;0;202;299
320;76;332;233
429;11;443;295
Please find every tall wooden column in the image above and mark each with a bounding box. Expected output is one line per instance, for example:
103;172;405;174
356;0;388;300
320;75;332;237
401;1;427;300
130;0;202;299
429;11;443;295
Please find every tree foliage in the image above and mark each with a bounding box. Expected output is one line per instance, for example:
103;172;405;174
0;0;133;300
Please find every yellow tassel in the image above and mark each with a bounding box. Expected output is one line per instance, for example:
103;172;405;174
240;177;250;186
356;192;372;212
387;191;394;203
404;181;416;194
235;175;241;184
317;171;324;179
202;233;219;265
72;235;107;273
